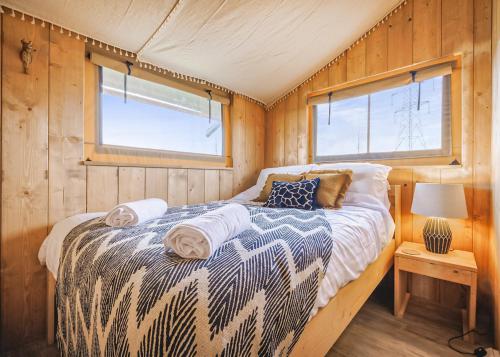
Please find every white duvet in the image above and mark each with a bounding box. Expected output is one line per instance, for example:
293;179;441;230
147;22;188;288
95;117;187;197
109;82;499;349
38;187;394;319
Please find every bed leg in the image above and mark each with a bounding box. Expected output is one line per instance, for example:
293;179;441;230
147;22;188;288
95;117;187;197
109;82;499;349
47;271;56;345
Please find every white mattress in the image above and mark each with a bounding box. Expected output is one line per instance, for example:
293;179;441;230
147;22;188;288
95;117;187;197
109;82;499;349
38;188;394;318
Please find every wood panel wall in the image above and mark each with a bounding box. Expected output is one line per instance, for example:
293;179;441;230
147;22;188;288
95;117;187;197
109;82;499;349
265;0;494;313
0;14;265;350
490;0;500;346
86;166;237;211
0;0;496;351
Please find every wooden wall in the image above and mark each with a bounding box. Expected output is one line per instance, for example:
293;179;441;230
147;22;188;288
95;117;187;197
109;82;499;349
0;0;496;351
265;0;494;312
0;14;265;350
490;0;500;346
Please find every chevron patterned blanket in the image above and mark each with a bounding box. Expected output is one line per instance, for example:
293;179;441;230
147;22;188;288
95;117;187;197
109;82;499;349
56;202;334;356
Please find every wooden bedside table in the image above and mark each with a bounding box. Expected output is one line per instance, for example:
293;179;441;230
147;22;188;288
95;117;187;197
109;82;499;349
394;241;477;342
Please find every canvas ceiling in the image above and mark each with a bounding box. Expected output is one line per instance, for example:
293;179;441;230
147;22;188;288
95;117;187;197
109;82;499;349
4;0;400;104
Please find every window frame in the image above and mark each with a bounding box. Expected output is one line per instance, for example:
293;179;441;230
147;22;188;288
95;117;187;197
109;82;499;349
307;55;462;167
84;52;233;169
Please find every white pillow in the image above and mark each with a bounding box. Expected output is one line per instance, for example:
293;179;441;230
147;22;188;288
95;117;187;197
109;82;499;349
312;162;392;207
255;164;316;192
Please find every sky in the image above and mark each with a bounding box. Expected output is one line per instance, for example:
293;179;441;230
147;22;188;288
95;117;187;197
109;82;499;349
100;68;223;156
316;76;448;158
100;67;447;160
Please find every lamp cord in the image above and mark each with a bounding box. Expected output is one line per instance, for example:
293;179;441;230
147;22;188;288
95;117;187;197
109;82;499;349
447;329;488;356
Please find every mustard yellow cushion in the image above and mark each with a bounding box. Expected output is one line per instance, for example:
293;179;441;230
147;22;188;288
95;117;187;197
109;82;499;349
254;173;305;202
304;169;353;208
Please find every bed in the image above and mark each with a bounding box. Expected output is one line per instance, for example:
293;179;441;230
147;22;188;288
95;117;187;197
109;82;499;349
42;175;401;356
290;184;400;356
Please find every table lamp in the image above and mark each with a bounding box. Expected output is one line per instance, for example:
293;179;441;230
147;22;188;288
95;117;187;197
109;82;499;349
411;183;468;254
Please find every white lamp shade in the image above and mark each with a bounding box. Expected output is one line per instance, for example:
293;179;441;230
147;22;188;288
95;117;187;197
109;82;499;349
411;183;468;219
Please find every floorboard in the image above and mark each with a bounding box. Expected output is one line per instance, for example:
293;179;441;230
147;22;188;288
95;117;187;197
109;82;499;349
2;294;492;356
328;296;492;356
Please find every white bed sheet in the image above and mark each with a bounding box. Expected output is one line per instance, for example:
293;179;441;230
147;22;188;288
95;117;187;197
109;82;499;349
311;205;392;317
38;212;106;279
39;188;394;319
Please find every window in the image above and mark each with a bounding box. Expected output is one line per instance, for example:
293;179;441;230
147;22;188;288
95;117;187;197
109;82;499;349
98;66;224;159
312;63;454;163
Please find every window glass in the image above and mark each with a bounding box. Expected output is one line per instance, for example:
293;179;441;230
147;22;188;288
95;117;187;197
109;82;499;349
314;75;451;161
100;67;223;156
316;96;368;156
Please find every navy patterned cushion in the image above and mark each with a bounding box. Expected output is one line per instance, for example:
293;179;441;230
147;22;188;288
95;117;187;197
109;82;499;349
264;178;320;210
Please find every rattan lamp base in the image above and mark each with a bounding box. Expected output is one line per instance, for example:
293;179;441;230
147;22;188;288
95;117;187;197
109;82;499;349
423;217;452;254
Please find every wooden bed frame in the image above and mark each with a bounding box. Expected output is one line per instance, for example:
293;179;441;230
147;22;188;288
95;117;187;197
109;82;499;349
290;184;401;356
46;185;402;354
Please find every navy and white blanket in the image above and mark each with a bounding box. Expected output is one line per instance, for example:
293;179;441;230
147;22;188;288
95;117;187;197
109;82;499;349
56;203;334;356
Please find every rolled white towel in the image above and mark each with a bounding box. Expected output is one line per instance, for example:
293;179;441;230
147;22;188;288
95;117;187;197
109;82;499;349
105;198;168;227
164;203;251;259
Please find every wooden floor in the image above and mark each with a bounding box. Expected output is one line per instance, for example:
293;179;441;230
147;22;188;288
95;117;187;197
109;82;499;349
328;295;492;356
3;295;493;357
